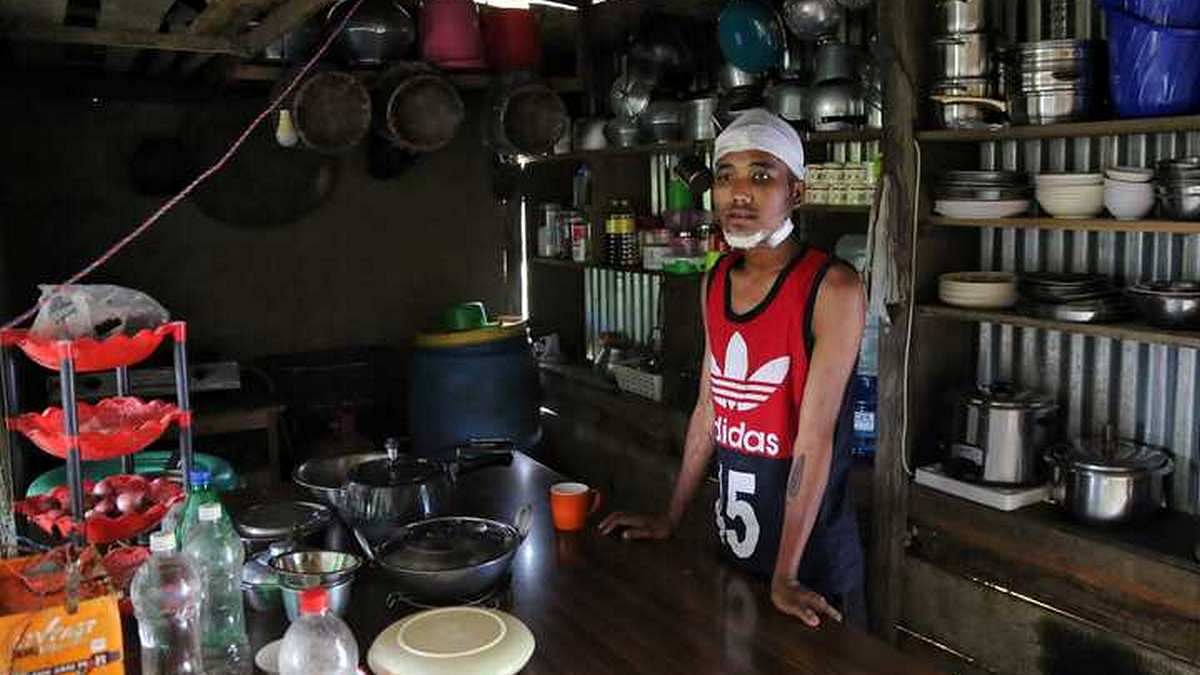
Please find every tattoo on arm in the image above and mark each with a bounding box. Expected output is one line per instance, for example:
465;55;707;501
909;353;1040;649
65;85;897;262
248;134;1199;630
786;455;806;499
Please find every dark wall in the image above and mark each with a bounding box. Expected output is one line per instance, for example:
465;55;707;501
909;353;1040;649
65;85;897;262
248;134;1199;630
0;87;515;361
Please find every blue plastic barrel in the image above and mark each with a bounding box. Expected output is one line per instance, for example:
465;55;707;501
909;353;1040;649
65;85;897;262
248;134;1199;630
408;326;540;457
1104;0;1200;118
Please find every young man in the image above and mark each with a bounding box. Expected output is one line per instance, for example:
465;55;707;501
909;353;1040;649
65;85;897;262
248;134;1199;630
599;109;867;628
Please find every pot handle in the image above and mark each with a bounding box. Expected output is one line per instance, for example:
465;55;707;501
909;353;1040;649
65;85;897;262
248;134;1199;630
350;526;378;563
1042;445;1068;503
1155;455;1175;477
514;504;533;539
930;94;1008;113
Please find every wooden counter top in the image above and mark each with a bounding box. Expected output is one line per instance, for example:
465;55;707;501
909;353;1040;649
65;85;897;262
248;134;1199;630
206;454;938;674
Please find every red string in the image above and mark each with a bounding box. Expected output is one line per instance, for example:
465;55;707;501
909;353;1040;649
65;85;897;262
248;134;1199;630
1;0;366;332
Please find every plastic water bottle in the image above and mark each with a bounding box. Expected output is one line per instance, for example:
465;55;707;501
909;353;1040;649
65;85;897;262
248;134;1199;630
131;531;205;675
850;374;878;459
278;587;359;675
183;502;251;675
177;469;218;544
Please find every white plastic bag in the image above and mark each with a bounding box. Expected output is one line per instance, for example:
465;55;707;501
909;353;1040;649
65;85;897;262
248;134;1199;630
30;285;169;340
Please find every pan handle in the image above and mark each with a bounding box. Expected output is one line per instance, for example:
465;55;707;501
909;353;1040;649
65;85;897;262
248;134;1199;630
514;504;533;539
350;526;378;563
930;94;1008;113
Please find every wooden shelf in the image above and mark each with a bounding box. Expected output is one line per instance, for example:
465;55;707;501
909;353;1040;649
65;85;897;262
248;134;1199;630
917;115;1200;142
522;129;881;165
917;304;1200;349
796;201;873;212
228;63;582;92
806;128;882;143
927;216;1200;234
530;258;703;278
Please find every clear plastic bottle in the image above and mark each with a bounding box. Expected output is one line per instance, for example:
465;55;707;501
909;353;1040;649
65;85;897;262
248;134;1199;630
177;469;218;544
131;530;205;675
183;502;251;675
278;587;359;675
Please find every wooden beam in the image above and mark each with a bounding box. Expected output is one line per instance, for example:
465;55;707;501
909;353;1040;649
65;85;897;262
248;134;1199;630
869;0;923;644
0;24;249;56
189;0;280;36
239;0;337;54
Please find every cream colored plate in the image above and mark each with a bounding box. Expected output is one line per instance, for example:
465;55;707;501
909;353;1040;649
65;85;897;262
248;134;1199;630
368;607;535;675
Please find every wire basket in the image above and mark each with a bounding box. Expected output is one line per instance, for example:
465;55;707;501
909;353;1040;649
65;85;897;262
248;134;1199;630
610;364;663;402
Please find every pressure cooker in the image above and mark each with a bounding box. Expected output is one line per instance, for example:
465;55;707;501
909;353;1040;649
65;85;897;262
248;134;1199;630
946;384;1059;485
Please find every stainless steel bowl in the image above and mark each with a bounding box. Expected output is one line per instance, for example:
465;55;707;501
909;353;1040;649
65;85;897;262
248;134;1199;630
717;63;762;92
294;452;387;506
1156;184;1200;221
1127;281;1200;328
765;81;809;122
270;550;362;589
281;577;352;621
332;0;415;67
639;100;683;144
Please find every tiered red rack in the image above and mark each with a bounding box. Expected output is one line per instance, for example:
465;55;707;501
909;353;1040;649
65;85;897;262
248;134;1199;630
1;322;195;544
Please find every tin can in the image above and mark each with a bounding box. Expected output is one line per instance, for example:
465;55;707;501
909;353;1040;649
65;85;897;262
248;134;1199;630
571;222;590;262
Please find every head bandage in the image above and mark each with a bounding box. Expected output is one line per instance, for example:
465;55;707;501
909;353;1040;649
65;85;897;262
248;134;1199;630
714;109;805;249
714;108;807;181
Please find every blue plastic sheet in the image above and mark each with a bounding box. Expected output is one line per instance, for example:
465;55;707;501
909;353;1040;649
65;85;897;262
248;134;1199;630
1104;0;1200;118
1121;0;1200;28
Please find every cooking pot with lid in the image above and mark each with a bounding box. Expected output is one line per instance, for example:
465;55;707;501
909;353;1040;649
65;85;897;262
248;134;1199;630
946;384;1059;485
1045;431;1173;524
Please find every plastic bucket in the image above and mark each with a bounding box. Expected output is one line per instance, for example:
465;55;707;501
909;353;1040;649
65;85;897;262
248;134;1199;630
1121;0;1200;28
1103;1;1200;118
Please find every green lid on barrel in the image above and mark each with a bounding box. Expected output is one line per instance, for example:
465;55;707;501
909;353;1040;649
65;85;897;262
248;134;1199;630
442;302;493;332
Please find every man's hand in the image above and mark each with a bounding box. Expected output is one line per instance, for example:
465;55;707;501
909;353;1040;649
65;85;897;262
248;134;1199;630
597;512;672;540
771;580;842;628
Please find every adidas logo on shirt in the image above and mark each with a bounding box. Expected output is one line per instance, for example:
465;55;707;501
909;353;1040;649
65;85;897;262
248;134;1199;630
710;332;790;412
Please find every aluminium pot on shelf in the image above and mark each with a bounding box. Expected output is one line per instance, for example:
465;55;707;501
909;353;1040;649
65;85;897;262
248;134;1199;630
1045;433;1173;525
945;384;1059;486
934;0;988;33
933;32;990;79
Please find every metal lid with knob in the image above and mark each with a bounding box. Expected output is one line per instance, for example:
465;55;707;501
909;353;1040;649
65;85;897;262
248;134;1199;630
966;383;1057;411
1060;427;1172;475
348;437;443;487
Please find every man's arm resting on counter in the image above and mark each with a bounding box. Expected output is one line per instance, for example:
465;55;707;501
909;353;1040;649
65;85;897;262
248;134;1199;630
770;264;865;625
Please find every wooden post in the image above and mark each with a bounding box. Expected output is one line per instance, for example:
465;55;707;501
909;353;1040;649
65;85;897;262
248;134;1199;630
869;0;923;642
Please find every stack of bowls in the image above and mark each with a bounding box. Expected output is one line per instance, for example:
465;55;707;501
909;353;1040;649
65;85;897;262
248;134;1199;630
1127;281;1200;328
1035;173;1104;218
269;550;361;621
938;271;1018;309
1103;166;1155;220
1018;272;1134;323
929;0;995;129
934;170;1031;219
1156;157;1200;221
1008;40;1103;125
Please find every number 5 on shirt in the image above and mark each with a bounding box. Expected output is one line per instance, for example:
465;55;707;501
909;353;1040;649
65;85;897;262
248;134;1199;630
716;468;760;559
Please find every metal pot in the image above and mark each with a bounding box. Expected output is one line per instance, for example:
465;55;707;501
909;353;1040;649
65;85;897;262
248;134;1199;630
604;117;640;148
294;452;388;506
639;100;683;144
809;81;865;130
1046;433;1173;524
935;0;987;33
946;384;1059;485
717;63;762;92
573;117;608;151
930;77;997;129
330;0;416;67
933;32;990;79
1156;184;1200;221
813;42;860;84
355;506;531;603
232;500;334;554
1126;281;1200;328
766;81;809;123
609;73;653;120
931;88;1093;126
682;96;718;140
781;0;842;40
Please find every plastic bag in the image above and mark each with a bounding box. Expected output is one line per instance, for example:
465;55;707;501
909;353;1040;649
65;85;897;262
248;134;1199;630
30;285;169;340
1121;0;1200;29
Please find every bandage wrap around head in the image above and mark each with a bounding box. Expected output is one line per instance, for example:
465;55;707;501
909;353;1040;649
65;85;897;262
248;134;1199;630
714;108;807;181
713;108;806;249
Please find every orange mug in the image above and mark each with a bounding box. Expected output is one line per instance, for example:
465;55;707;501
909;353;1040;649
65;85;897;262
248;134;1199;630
549;482;603;532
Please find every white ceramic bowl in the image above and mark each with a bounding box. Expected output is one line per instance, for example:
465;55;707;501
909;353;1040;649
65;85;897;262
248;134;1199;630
1036;184;1105;218
1104;166;1154;183
938;272;1018;308
1034;173;1104;187
1104;183;1155;221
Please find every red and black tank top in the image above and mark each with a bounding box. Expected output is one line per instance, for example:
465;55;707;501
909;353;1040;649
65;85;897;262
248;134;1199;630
705;248;863;596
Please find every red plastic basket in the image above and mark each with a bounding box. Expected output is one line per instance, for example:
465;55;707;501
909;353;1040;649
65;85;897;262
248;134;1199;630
9;397;182;460
14;474;185;544
1;322;183;373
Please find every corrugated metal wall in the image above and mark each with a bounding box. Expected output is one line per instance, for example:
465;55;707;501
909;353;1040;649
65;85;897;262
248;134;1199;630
584;268;662;361
968;1;1200;513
